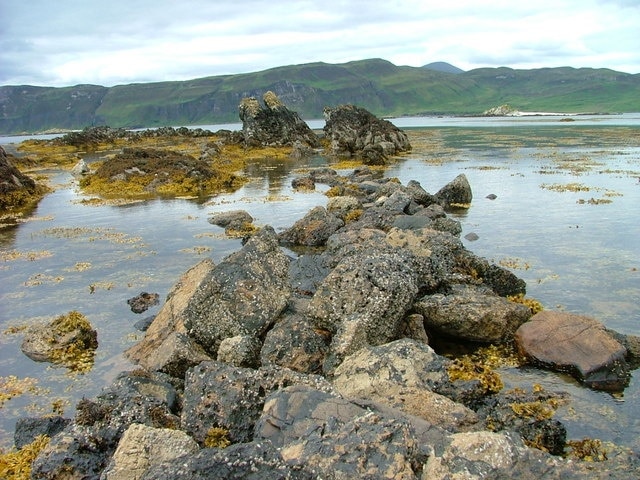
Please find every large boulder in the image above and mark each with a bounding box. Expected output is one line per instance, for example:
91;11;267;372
256;385;426;478
239;91;320;147
101;423;199;480
413;284;531;343
434;173;472;209
139;440;315;480
183;226;291;356
306;247;430;372
278;206;344;247
260;306;329;374
331;339;478;431
323;104;411;164
515;311;630;391
125;259;215;378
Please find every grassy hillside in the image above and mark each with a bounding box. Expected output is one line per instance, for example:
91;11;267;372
1;59;639;134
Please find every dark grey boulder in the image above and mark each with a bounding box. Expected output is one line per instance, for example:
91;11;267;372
140;440;314;480
435;173;473;209
515;311;630;391
14;416;71;449
260;308;328;374
323;104;411;164
183;226;291;356
255;385;425;478
414;284;532;343
127;291;159;314
278;206;344;247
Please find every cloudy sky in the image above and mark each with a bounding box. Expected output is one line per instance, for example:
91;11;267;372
1;0;638;87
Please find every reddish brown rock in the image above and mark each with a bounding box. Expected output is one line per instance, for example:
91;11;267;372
515;311;630;391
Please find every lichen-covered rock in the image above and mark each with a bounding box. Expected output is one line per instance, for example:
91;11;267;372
515;311;630;391
323;104;411;164
332;339;478;431
183;227;291;356
414;284;531;343
139;439;315;480
217;335;261;368
239;91;320;148
125;259;215;377
102;423;199;480
260;309;328;374
307;248;430;372
278;206;344;247
180;362;335;445
423;430;560;480
256;385;423;478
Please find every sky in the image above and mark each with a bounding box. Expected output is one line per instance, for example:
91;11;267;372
1;0;639;87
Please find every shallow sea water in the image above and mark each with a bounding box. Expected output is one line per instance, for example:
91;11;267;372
1;115;639;451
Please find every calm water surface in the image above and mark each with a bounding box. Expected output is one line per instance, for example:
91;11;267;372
1;115;639;451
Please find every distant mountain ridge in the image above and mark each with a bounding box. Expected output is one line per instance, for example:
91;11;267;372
1;58;639;135
422;62;465;74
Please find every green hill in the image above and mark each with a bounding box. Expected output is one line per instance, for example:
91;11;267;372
1;58;639;134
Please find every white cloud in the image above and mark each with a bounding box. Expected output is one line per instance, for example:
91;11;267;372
1;0;638;87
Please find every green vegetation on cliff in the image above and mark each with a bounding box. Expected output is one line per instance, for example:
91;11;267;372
1;58;639;134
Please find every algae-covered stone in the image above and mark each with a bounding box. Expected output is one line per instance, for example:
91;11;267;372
20;311;98;372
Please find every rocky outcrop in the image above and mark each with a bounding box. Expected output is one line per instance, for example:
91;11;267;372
515;311;630;391
239;91;320;148
323;104;411;164
0;145;48;212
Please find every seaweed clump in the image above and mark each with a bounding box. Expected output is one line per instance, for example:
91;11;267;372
0;434;50;480
204;427;231;449
80;147;245;199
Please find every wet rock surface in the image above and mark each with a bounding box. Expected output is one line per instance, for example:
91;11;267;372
515;311;630;391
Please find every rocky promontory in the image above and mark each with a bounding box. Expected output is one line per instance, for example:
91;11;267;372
16;167;640;479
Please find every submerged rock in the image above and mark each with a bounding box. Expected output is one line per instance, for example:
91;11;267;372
127;291;160;314
515;311;630;391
